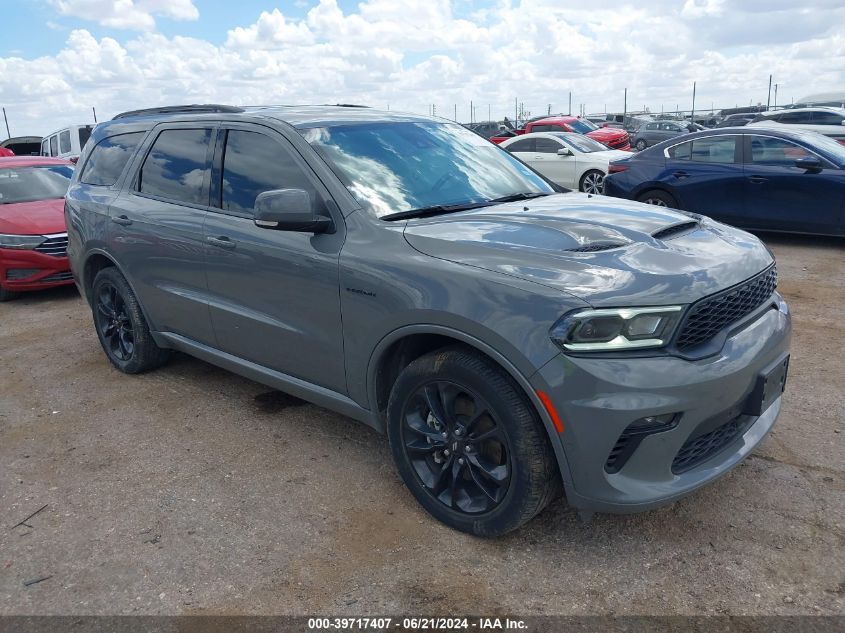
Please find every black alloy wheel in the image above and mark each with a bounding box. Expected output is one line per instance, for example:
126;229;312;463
95;282;135;361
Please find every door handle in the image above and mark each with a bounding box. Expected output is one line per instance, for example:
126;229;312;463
207;236;236;250
748;175;768;184
111;215;132;226
672;171;690;179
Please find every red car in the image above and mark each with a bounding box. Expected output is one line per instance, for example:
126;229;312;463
0;156;75;301
524;116;632;150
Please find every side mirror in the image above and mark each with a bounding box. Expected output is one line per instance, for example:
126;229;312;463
557;148;573;156
253;188;333;233
794;156;823;172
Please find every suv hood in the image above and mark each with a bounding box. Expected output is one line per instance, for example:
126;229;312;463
403;193;774;306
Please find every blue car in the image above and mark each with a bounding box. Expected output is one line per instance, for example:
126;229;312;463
605;127;845;236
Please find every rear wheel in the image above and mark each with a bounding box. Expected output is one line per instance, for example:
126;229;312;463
387;346;561;536
579;170;605;195
92;267;170;374
635;139;647;151
636;189;678;208
0;287;20;302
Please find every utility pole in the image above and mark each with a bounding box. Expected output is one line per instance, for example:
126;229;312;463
568;91;572;116
470;100;473;124
623;88;627;126
547;103;551;116
454;104;457;121
2;107;9;139
767;74;772;110
691;81;696;122
514;98;518;124
92;106;98;123
488;104;490;121
774;84;778;109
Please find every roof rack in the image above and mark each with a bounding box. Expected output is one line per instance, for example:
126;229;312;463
112;104;244;120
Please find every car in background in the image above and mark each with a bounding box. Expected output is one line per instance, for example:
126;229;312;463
714;113;759;128
40;124;95;162
523;116;631;150
631;120;700;151
465;121;505;140
2;136;43;156
604;127;845;236
0;147;13;157
0;156;75;300
748;107;845;145
501;132;629;193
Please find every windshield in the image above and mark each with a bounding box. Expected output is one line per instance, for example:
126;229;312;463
0;165;73;204
305;122;553;218
551;133;607;153
567;119;597;134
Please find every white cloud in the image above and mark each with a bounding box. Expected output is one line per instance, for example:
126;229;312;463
1;0;844;137
50;0;199;31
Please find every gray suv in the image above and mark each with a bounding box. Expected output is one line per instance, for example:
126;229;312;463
66;105;791;536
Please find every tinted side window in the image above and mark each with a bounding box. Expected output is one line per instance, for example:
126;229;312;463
139;128;213;205
749;136;811;165
78;126;93;149
80;132;145;186
778;111;813;124
531;125;556;132
221;130;319;215
535;138;562;154
811;111;845;125
41;140;49;156
59;130;71;154
505;139;534;153
49;136;58;156
646;123;659;131
690;137;737;163
668;141;692;160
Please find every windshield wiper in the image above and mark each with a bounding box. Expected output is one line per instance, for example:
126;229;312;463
381;200;493;222
488;192;553;203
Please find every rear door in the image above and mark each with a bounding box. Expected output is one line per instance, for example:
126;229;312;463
203;124;347;393
742;133;845;233
108;124;216;344
532;137;577;187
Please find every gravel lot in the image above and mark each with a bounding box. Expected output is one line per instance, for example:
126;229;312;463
1;233;843;616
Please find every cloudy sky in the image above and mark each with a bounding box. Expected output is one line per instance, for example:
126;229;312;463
1;0;844;137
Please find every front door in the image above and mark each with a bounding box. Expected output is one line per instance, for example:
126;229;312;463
203;125;347;394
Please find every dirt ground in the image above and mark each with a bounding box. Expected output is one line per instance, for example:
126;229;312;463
0;233;843;616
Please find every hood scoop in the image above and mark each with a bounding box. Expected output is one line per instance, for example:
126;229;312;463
566;241;627;253
652;221;699;241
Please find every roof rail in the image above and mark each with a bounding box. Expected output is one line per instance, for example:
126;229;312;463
112;104;244;120
333;103;370;108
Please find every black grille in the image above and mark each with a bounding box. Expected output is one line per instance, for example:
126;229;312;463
605;432;637;473
652;221;699;240
675;266;777;352
567;242;626;252
42;271;73;283
34;233;68;257
672;414;754;473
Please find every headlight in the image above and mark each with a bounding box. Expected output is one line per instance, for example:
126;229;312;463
0;234;45;250
551;306;683;352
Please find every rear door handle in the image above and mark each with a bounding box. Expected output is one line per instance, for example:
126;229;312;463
748;175;768;184
672;171;690;179
207;236;236;250
111;215;132;226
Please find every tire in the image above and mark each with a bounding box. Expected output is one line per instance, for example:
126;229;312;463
635;139;647;151
636;189;678;208
91;267;170;374
579;169;605;195
387;346;561;536
0;287;20;302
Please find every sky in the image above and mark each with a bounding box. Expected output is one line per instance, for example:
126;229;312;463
1;0;844;137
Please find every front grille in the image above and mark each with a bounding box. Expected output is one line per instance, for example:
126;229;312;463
567;241;626;252
41;271;73;283
652;221;699;241
607;137;628;148
6;268;40;280
672;414;754;473
675;266;777;352
34;233;68;257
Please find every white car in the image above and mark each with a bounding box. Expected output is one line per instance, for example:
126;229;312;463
747;107;845;146
40;124;96;162
500;132;630;194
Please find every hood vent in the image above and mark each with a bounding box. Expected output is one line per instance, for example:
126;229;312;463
566;241;627;253
652;221;699;241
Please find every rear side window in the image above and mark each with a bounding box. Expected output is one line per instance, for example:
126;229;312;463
221;130;318;215
778;111;813;124
49;136;58;156
139;128;213;205
59;130;71;154
80;132;145;186
505;139;534;153
669;137;736;163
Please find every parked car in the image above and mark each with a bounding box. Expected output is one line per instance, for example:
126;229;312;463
747;107;845;145
67;104;790;536
522;116;632;150
631;120;699;151
605;127;845;236
714;113;759;128
40;124;95;161
0;156;75;301
0;147;13;157
465;121;504;140
593;113;653;132
501;132;629;193
1;136;42;156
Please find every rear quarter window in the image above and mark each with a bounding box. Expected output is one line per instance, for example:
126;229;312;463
80;132;146;187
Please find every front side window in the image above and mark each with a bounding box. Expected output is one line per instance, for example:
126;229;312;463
138;128;212;205
78;126;93;150
0;165;74;204
667;141;692;160
305;121;553;218
535;138;563;154
221;130;319;214
811;111;845;125
778;111;814;125
59;130;71;154
749;136;811;166
80;132;145;187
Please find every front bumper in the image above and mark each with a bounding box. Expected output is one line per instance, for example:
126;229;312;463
532;292;791;513
0;248;73;292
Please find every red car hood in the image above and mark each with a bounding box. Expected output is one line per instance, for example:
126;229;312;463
0;198;66;235
586;128;628;142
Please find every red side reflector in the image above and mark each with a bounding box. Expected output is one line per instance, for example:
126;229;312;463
536;390;564;433
608;163;629;174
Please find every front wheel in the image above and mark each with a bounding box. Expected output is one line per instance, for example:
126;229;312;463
635;139;647;151
579;169;605;195
387;347;561;536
